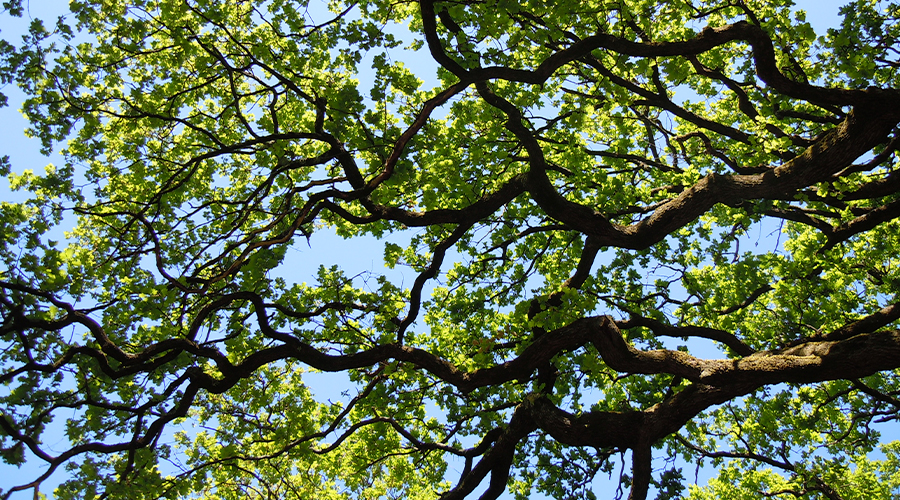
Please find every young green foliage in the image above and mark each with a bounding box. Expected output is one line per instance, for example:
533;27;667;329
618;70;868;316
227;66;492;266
2;0;900;499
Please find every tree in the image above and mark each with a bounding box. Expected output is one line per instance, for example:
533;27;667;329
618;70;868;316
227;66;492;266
2;0;900;498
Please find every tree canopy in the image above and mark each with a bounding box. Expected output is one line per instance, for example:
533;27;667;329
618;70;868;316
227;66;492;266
2;0;900;498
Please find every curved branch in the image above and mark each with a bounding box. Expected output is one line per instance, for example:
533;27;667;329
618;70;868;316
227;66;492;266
824;198;900;249
617;316;755;357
